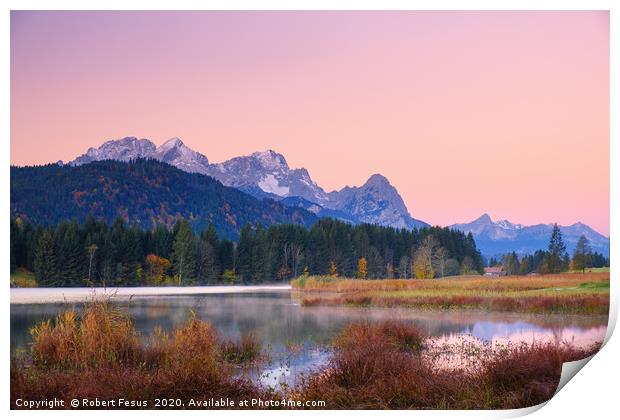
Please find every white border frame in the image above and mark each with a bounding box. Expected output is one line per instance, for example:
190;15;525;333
2;2;617;419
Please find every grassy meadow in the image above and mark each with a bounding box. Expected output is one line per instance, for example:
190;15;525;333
292;272;610;314
11;302;601;410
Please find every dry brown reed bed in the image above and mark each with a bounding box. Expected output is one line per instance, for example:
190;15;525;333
11;304;602;409
294;273;610;314
292;272;610;293
11;301;270;409
301;293;609;314
292;321;601;409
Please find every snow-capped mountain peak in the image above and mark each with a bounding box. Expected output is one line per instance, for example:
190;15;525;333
250;150;289;171
68;137;429;230
158;137;184;151
496;219;523;230
70;137;156;166
153;137;210;174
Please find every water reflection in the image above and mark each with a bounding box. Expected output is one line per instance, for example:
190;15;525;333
11;291;607;386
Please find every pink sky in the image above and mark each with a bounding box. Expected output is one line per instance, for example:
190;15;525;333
10;11;609;235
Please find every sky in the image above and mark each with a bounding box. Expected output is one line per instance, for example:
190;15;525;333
10;11;610;235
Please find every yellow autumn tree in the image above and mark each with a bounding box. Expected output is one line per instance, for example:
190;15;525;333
329;260;338;277
145;254;172;285
357;257;368;279
412;236;437;279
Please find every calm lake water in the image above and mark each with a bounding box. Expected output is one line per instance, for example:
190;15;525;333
10;289;608;387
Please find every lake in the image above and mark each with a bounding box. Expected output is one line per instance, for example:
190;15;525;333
10;287;607;387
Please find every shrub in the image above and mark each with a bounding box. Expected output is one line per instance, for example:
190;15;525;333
13;301;271;408
30;301;141;369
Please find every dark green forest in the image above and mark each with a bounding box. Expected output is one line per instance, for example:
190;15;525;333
10;217;484;287
10;159;317;239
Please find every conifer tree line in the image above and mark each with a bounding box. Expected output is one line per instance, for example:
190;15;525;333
488;224;609;275
10;216;484;287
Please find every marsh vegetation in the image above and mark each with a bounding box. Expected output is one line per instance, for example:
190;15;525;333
11;298;602;410
293;272;610;314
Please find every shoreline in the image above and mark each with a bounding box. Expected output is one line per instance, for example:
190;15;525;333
10;285;291;304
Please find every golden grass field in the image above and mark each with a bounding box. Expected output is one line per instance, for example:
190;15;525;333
292;272;610;314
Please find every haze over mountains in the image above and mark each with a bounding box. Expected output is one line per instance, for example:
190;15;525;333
60;136;610;257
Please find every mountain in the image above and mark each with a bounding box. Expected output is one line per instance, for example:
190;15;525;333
70;137;156;165
279;196;358;224
326;174;428;229
203;150;329;204
152;137;210;174
450;214;610;257
11;159;317;239
68;137;429;230
205;150;428;229
70;137;211;174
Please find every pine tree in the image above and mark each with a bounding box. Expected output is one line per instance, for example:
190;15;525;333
85;243;98;286
57;221;84;286
34;230;58;286
203;223;219;248
218;240;235;272
237;224;254;283
195;238;220;284
172;220;196;285
572;235;592;273
251;224;271;283
547;223;567;273
12;215;489;287
10;219;18;274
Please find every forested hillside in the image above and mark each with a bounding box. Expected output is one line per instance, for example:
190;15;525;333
10;159;317;239
10;217;484;287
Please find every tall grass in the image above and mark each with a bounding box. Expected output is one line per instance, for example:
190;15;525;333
12;301;268;408
294;273;610;314
292;273;610;293
293;320;600;409
221;332;262;364
12;304;602;409
302;293;609;314
30;301;141;369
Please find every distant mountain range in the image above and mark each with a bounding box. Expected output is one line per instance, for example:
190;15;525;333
11;159;317;239
69;137;428;230
41;136;609;257
450;214;609;257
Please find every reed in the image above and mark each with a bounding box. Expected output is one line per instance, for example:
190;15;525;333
295;272;610;314
12;303;603;409
301;292;609;314
292;272;610;293
292;320;600;409
12;301;268;408
221;332;262;364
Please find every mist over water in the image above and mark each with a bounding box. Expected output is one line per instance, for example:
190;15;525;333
11;290;607;386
